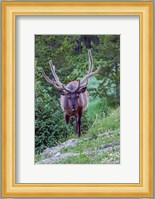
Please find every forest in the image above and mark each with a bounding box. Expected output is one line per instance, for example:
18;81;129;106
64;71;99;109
35;35;120;164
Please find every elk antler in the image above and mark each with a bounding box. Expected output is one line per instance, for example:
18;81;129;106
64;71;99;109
49;60;64;88
74;80;81;92
42;60;65;91
42;69;63;91
80;50;100;87
42;69;54;85
42;50;100;93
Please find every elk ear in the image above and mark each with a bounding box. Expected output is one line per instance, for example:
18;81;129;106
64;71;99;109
78;87;87;94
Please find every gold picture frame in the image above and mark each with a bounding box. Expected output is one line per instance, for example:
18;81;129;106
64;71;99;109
2;2;153;197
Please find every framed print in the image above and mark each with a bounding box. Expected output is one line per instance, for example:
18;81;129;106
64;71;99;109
2;1;153;197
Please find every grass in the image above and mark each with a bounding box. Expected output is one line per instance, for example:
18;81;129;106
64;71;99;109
88;108;120;137
56;146;120;164
55;130;120;164
35;154;42;162
58;107;120;164
36;107;120;164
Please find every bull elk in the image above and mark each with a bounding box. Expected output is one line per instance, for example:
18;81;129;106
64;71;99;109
42;50;100;137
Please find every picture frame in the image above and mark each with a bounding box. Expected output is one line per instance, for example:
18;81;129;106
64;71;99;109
2;1;153;197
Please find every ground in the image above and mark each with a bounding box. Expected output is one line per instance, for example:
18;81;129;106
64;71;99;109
36;129;120;164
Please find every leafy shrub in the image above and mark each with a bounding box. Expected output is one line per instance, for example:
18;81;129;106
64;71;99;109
88;107;120;137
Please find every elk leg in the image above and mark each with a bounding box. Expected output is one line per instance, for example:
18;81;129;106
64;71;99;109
65;114;70;138
76;111;82;138
65;113;70;125
75;116;79;135
78;111;82;137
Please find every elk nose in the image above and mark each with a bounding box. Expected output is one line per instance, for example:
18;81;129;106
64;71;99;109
72;105;76;111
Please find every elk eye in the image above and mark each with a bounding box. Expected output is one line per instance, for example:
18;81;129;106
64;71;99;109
67;95;71;99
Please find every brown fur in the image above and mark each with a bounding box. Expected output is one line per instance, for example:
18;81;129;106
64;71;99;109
60;81;88;137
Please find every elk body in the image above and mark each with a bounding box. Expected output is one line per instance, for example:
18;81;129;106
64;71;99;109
42;50;100;137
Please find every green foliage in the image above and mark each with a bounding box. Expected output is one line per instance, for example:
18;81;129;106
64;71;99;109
57;154;91;164
35;35;120;154
56;147;120;164
88;108;120;136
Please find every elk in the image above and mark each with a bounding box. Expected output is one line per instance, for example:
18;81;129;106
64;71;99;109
42;50;100;137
